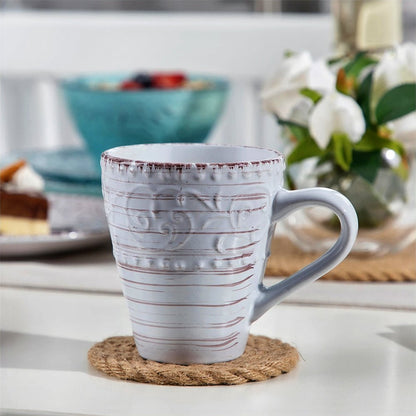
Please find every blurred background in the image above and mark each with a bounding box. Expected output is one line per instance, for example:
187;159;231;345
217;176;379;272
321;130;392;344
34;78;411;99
1;0;415;156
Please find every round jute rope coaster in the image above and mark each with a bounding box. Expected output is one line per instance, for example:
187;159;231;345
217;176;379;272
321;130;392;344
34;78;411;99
88;335;299;386
266;237;416;282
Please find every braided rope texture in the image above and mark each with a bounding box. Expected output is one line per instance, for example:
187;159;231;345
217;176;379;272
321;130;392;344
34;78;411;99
266;237;416;282
88;335;299;386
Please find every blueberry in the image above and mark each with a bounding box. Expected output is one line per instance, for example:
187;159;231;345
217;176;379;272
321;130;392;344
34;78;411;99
131;73;153;88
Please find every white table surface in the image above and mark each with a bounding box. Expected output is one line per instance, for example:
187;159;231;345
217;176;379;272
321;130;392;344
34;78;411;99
1;244;415;311
1;244;416;416
1;287;415;416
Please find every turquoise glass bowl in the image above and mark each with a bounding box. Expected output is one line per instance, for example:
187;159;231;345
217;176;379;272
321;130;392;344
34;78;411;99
60;74;228;170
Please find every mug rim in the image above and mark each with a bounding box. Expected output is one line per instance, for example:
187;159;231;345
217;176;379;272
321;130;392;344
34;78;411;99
101;143;284;169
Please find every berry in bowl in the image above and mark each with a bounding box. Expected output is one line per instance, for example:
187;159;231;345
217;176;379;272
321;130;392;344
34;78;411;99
60;72;228;171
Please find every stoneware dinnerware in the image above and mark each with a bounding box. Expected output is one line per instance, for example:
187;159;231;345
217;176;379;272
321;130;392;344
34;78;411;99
61;74;228;171
101;143;358;364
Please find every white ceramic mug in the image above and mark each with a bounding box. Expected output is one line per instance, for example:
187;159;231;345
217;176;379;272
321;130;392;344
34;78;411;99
101;144;357;364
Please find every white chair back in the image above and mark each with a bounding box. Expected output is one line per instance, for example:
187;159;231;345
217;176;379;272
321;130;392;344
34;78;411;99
0;11;333;155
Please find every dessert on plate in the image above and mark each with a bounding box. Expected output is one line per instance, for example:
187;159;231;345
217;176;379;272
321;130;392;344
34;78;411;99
0;160;50;236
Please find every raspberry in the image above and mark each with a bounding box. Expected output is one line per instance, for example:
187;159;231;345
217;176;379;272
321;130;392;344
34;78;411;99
151;73;187;89
120;80;142;90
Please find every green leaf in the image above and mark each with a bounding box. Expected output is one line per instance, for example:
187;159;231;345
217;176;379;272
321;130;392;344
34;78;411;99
327;55;346;66
284;50;295;58
344;52;365;73
331;132;353;171
344;52;377;78
300;88;322;104
277;118;307;129
353;129;405;155
350;150;382;183
316;153;334;166
288;125;309;142
287;134;323;165
276;118;309;141
375;83;416;124
356;71;373;125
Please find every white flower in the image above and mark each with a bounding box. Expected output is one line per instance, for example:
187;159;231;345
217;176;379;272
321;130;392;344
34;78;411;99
372;42;416;107
261;51;335;119
288;97;314;126
372;43;416;144
309;92;366;149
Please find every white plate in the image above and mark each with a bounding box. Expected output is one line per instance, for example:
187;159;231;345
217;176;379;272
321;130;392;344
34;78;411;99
0;193;110;258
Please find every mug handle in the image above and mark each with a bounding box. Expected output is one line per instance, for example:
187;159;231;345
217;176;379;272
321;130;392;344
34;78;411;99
251;188;358;323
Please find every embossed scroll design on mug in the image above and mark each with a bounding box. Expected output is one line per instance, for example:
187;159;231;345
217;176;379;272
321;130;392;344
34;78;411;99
126;185;193;250
125;183;271;255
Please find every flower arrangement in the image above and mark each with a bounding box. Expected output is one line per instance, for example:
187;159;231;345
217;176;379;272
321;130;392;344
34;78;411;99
262;43;416;229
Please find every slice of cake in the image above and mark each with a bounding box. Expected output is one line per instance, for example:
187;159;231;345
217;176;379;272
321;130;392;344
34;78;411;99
0;160;50;236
